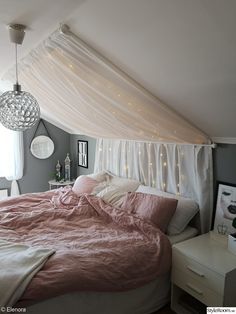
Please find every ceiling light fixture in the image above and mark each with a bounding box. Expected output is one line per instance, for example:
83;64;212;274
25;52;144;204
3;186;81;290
0;24;40;131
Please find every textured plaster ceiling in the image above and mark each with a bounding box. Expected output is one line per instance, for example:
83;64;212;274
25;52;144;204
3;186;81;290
1;0;236;140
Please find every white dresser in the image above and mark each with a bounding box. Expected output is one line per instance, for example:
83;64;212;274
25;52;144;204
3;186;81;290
171;232;236;313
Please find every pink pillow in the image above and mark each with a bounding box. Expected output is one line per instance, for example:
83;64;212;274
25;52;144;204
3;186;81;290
120;192;177;232
72;176;99;195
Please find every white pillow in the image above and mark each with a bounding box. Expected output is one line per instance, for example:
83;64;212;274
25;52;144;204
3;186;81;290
96;186;127;206
88;171;140;191
87;171;110;183
136;185;199;235
86;171;111;194
107;172;140;191
96;172;140;205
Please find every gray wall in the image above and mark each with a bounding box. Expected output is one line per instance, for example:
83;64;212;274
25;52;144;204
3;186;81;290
213;144;236;185
1;124;235;197
0;120;70;194
70;135;96;178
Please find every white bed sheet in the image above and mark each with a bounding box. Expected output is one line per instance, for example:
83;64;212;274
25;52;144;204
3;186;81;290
26;227;198;314
27;273;170;314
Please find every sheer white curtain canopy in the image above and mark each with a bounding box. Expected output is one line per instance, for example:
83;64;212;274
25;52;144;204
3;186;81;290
2;25;210;144
0;25;214;227
95;139;213;233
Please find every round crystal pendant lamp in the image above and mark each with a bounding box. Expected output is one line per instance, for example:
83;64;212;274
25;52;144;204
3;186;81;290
0;24;40;131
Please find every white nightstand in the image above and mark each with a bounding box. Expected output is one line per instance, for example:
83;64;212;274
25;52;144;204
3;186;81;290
48;179;75;190
171;232;236;313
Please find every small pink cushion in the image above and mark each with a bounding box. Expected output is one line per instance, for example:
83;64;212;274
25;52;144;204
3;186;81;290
120;192;177;232
72;176;99;195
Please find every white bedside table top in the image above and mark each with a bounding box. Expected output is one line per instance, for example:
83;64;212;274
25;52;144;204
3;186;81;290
48;179;75;186
173;232;236;276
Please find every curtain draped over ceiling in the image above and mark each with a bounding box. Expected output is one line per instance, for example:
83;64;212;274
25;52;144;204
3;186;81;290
95;139;213;233
2;25;210;144
0;25;213;227
0;124;24;195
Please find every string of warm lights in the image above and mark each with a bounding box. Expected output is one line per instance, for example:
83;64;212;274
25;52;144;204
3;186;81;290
64;56;193;142
97;141;186;195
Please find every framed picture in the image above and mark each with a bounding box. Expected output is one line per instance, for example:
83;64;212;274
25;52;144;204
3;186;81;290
214;182;236;235
78;140;88;168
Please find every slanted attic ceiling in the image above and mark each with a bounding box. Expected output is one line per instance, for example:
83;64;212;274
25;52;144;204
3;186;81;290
0;0;236;141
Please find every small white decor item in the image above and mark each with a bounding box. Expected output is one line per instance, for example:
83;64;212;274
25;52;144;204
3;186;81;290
217;222;228;235
64;153;71;181
55;160;61;182
209;230;227;245
228;233;236;255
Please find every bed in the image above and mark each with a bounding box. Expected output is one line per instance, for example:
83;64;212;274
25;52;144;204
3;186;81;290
0;171;199;314
25;227;198;314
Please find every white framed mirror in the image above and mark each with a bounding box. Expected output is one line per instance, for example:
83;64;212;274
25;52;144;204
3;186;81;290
30;135;54;159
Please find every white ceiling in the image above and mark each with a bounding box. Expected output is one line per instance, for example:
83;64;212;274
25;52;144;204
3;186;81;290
1;0;236;140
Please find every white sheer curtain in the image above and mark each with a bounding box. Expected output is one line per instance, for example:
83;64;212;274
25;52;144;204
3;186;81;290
0;124;24;196
2;25;210;144
95;139;213;233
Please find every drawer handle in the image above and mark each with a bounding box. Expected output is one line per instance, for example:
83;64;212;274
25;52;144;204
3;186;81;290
186;283;203;295
187;265;205;277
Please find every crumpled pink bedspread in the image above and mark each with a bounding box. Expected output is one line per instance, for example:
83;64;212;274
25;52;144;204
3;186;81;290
0;187;172;305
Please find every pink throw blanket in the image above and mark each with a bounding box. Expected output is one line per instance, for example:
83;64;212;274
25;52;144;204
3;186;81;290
0;187;171;305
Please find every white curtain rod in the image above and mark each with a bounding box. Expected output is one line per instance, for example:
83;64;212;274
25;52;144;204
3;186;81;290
95;138;217;148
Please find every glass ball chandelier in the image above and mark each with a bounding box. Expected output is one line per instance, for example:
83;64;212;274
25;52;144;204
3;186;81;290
0;24;40;131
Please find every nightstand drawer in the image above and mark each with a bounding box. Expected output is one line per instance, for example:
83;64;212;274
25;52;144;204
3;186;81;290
172;249;224;295
172;268;223;306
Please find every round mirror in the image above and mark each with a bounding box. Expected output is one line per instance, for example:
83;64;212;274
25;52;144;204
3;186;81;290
30;135;54;159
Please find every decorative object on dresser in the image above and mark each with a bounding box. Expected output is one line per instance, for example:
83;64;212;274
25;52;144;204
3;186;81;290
64;153;71;181
214;182;236;235
78;140;88;168
55;160;62;182
30;119;54;159
171;233;236;313
0;24;40;131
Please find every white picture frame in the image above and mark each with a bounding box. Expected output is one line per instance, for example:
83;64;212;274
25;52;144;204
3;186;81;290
78;140;88;168
214;182;236;235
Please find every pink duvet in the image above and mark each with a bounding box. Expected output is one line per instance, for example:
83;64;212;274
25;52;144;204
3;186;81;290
0;187;172;305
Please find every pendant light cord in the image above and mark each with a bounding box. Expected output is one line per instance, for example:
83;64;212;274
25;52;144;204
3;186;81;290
15;43;18;84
